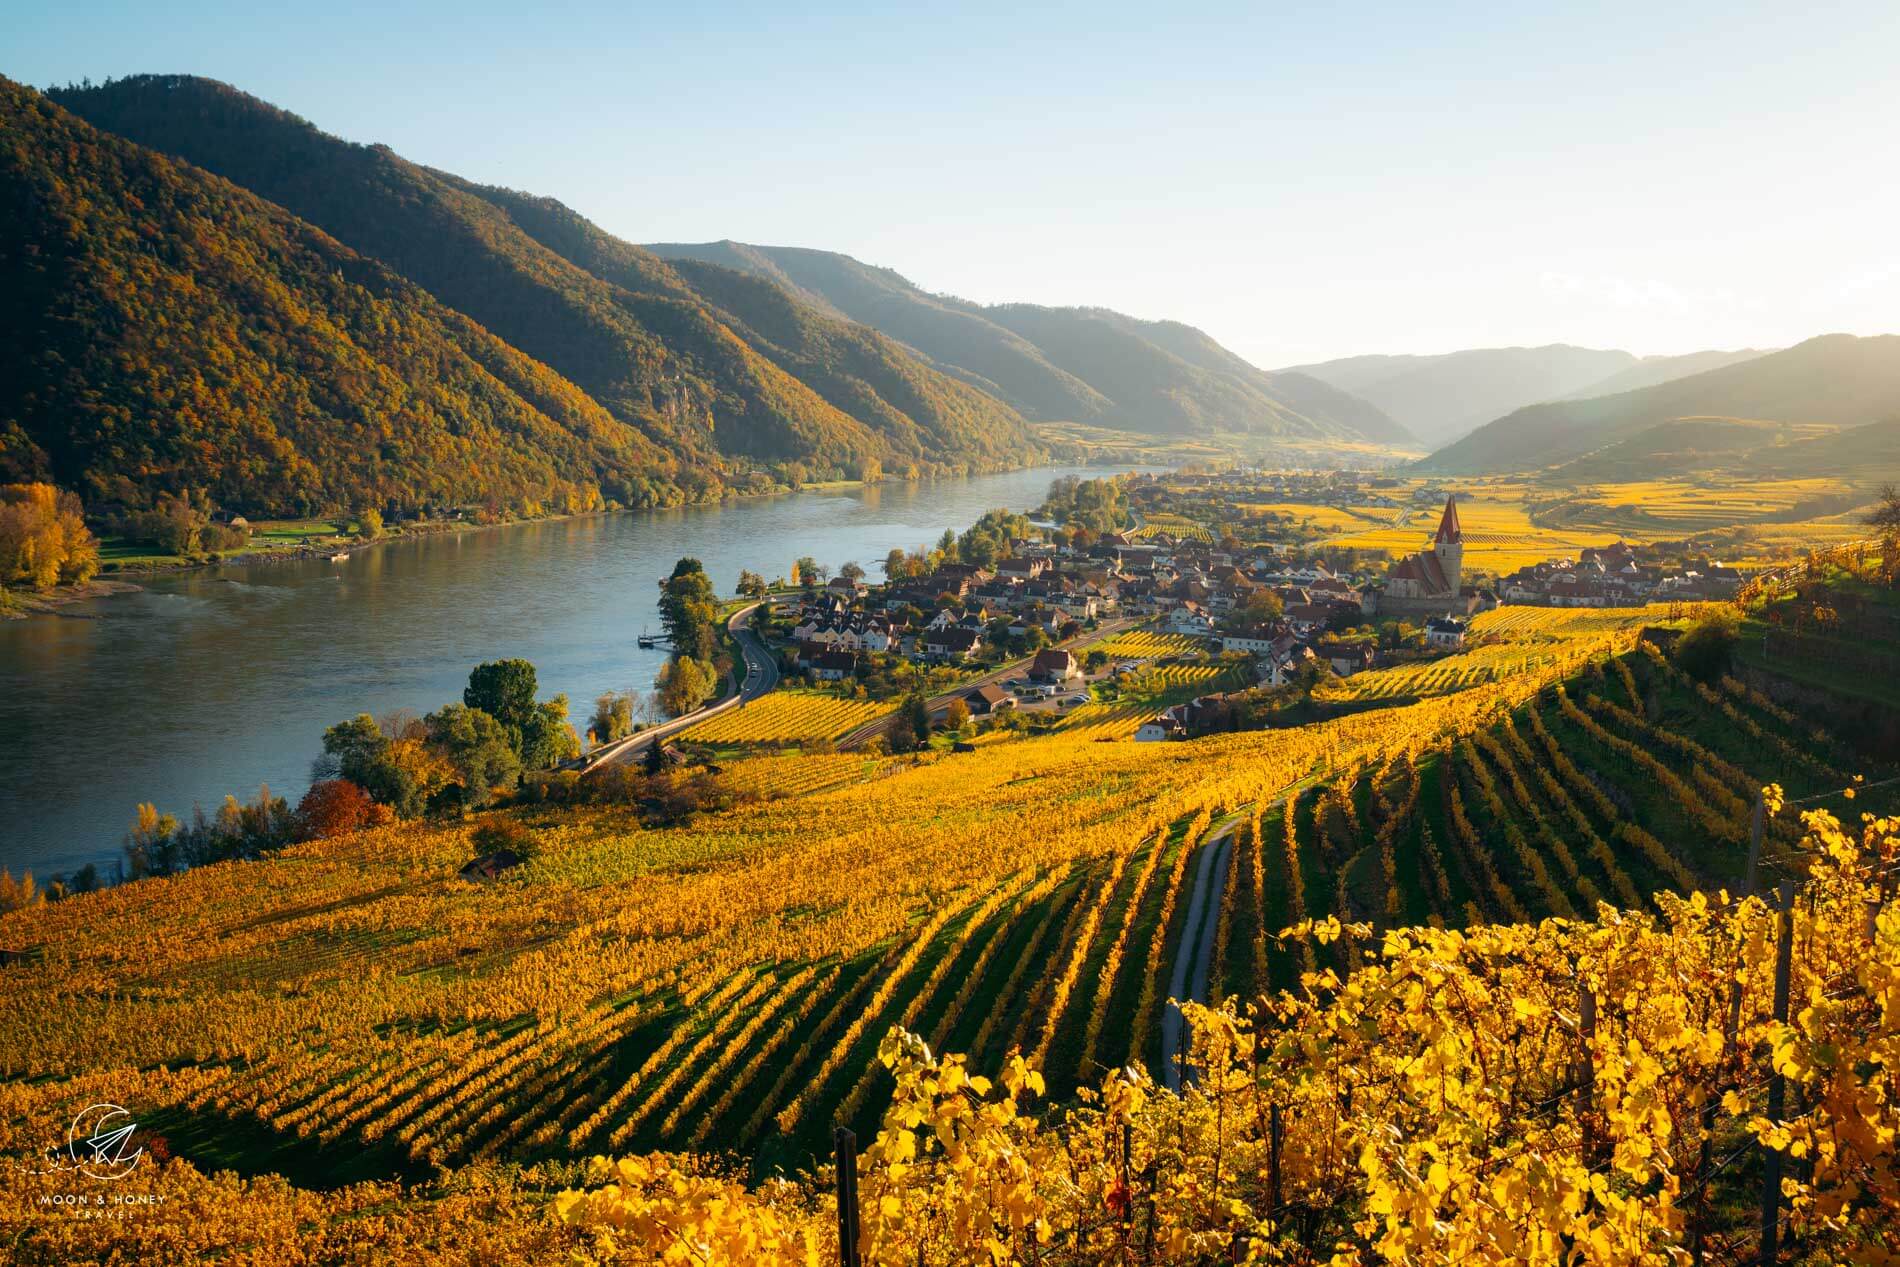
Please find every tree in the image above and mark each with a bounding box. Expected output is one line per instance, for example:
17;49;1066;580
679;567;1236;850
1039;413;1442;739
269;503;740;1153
0;483;99;591
295;779;383;839
883;547;908;580
794;556;818;589
735;569;768;599
1225;590;1284;633
655;656;717;718
840;560;865;583
659;558;718;662
425;703;521;810
470;818;535;859
1676;607;1742;683
464;659;539;736
123;803;182;878
897;691;932;752
942;698;971;733
1867;483;1900;549
1084;648;1109;673
590;692;635;745
358;507;383;539
518;695;580;769
0;868;40;914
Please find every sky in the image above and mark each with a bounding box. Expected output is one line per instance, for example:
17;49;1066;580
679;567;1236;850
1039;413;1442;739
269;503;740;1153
8;0;1899;366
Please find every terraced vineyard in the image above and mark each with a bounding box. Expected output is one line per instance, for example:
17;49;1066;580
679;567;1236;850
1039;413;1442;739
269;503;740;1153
1322;604;1707;701
681;690;892;747
1;603;1888;1218
1093;629;1207;659
1131;513;1214;543
1214;641;1878;1002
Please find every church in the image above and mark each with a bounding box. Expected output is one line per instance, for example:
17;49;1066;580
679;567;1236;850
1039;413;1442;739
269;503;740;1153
1377;495;1480;616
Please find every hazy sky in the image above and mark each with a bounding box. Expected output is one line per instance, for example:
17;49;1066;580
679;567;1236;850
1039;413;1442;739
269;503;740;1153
10;1;1899;365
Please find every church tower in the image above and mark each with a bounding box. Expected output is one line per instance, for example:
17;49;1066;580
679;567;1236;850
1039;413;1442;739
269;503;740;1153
1432;495;1463;592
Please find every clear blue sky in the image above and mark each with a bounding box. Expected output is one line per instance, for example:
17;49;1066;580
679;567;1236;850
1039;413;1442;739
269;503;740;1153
9;1;1898;365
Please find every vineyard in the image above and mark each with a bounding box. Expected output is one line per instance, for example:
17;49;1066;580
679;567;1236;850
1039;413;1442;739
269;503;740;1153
682;690;892;747
1131;513;1214;543
2;572;1896;1263
1330;489;1623;573
1321;603;1706;702
1092;629;1206;659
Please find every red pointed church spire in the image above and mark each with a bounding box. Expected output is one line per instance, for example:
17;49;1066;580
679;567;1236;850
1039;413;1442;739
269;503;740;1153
1433;495;1462;545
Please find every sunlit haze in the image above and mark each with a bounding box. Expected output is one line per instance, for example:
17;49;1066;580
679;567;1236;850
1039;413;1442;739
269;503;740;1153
10;1;1900;364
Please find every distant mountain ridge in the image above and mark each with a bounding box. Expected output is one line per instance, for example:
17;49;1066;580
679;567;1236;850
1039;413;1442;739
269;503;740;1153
645;241;1413;446
1283;346;1643;447
37;75;1046;512
1420;334;1900;476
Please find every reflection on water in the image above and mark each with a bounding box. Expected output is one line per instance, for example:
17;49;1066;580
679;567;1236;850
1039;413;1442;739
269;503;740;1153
0;467;1124;877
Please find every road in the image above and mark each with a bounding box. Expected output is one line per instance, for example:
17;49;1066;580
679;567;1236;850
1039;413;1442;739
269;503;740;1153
1160;815;1239;1092
833;615;1140;751
1158;770;1342;1090
581;602;779;771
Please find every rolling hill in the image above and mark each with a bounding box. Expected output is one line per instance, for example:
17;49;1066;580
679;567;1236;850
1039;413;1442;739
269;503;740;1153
0;77;681;515
1557;347;1769;400
645;241;1411;446
1281;345;1639;446
43;75;1045;502
1422;334;1900;475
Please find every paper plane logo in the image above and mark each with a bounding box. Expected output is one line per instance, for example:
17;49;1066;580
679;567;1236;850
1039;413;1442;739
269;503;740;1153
67;1103;144;1181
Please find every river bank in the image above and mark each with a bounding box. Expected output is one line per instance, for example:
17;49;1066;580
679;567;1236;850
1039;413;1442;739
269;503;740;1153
0;464;1134;878
0;578;145;620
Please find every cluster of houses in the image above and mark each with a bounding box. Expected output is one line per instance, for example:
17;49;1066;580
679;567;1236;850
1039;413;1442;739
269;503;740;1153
1497;543;1746;606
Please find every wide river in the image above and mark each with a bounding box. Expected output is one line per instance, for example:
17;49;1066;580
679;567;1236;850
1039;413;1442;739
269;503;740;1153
1;465;1124;879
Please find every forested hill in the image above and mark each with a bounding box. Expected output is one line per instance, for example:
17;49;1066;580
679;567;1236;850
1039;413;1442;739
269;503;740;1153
644;241;1410;445
40;75;1045;509
1420;333;1900;475
0;78;680;516
448;183;1040;474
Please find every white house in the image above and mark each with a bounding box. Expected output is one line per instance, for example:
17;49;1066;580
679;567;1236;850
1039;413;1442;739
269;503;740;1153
1425;616;1468;649
1165;603;1215;636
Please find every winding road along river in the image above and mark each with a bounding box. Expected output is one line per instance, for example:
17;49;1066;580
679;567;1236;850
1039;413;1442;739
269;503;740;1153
0;465;1126;879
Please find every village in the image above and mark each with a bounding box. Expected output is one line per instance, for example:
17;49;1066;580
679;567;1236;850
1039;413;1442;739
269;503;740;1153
759;474;1742;745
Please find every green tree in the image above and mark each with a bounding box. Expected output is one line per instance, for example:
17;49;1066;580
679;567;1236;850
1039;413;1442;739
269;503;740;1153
464;659;539;736
425;703;521;810
794;556;818;590
519;695;580;769
590;691;635;745
1676;607;1742;683
659;558;718;662
883;547;908;580
735;569;768;599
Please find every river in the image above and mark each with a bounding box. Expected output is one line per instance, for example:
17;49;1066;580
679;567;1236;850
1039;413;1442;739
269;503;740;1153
0;465;1127;879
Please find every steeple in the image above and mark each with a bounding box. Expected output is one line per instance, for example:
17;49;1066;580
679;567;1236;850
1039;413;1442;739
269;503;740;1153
1433;495;1463;545
1432;494;1464;593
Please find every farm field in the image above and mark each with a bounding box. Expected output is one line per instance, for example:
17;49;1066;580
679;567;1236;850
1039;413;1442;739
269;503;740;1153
1330;486;1624;573
1131;512;1213;543
1092;629;1206;659
1;621;1884;1199
681;689;892;748
1321;603;1706;702
1540;476;1865;536
1238;502;1401;533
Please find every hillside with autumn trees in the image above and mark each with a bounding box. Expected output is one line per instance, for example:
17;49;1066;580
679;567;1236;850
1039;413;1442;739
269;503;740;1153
35;75;1048;509
0;77;684;516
